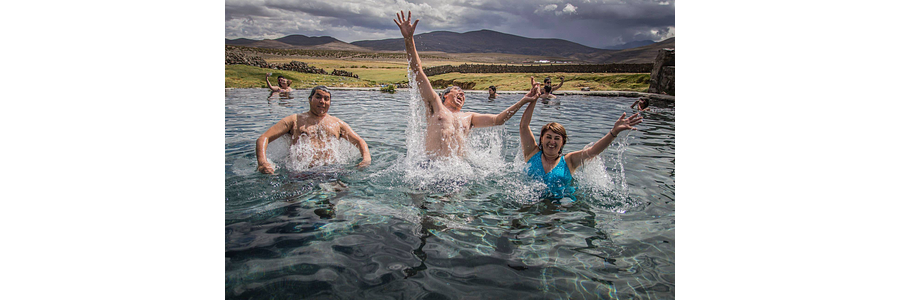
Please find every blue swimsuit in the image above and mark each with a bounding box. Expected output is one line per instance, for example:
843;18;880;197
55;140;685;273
526;150;576;199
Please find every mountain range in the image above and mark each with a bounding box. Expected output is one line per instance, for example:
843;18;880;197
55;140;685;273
350;30;606;57
225;30;674;63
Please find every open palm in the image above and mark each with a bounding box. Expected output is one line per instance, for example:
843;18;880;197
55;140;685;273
393;11;418;38
613;112;643;133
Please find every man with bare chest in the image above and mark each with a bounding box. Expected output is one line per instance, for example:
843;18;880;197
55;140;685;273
395;11;540;158
256;86;371;173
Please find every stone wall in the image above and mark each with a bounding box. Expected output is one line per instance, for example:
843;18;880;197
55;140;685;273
423;63;653;76
430;79;477;90
225;47;358;77
271;61;327;74
225;51;270;68
330;69;358;79
648;49;675;95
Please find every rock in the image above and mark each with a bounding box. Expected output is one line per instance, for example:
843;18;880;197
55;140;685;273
648;49;675;96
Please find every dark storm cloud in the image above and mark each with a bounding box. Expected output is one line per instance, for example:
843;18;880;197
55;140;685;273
224;0;674;48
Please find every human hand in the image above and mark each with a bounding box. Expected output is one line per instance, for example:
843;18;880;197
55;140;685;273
523;83;541;101
357;158;371;169
257;163;274;174
393;11;419;38
266;73;272;77
611;112;643;135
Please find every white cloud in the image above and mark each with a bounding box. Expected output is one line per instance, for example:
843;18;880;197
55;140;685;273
631;25;675;42
535;4;558;14
536;3;577;16
558;3;578;15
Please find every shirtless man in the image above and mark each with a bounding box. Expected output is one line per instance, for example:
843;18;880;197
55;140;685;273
394;11;539;158
266;73;293;92
256;86;371;173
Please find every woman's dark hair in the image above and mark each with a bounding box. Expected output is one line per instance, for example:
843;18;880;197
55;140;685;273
539;122;568;155
488;86;496;92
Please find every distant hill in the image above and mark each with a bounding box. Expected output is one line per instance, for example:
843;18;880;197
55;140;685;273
225;35;372;52
573;38;674;64
225;38;257;45
605;40;656;50
351;29;609;57
225;31;674;64
275;35;340;46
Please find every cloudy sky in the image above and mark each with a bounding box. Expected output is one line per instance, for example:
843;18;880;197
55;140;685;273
225;0;675;49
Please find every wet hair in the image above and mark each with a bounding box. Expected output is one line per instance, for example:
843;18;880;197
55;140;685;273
278;75;294;86
639;96;650;109
539;122;568;155
544;77;551;83
488;86;496;92
308;85;331;99
439;86;462;101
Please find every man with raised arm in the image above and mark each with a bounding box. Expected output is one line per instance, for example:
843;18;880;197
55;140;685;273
394;11;539;158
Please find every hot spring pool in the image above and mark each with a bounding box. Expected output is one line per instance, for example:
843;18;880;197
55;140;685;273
225;88;675;299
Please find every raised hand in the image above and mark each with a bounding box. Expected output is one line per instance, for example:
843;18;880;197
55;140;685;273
393;10;419;38
523;83;541;102
612;112;643;135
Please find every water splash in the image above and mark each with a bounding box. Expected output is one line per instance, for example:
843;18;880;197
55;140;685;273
572;134;643;213
285;135;358;171
263;130;360;173
573;144;614;192
612;131;634;202
404;67;427;164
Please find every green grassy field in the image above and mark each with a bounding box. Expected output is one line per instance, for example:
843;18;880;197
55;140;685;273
225;64;374;88
226;62;651;91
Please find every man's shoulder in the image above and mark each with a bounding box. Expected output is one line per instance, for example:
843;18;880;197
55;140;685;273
325;114;347;124
281;114;299;122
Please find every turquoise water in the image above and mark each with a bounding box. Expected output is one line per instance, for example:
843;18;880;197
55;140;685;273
225;88;675;299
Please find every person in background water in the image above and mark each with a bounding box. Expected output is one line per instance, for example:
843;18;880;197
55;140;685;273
519;83;643;198
488;86;497;100
256;86;371;173
531;76;565;99
395;10;540;158
266;73;293;92
631;96;651;111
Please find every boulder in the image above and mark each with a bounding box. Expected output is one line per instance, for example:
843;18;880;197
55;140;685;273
648;49;674;96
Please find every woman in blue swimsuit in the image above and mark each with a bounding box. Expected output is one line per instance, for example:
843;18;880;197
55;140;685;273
519;84;643;199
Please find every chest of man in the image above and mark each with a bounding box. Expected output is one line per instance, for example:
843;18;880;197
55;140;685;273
290;116;341;143
429;110;471;133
